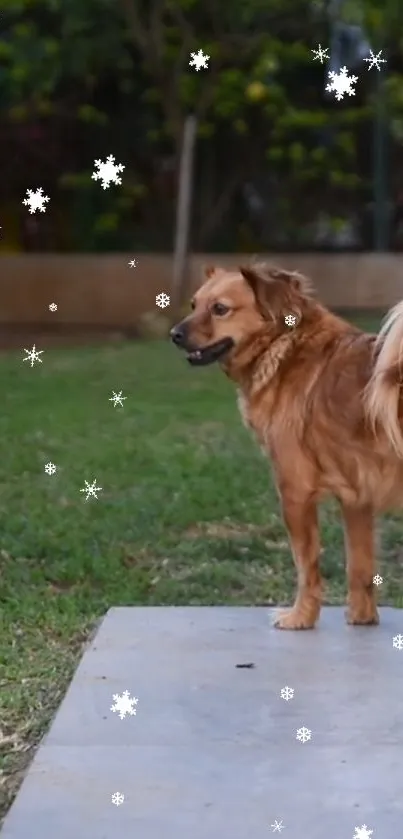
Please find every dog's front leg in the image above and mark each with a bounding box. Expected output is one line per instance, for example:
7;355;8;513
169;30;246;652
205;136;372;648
274;494;322;630
340;503;379;626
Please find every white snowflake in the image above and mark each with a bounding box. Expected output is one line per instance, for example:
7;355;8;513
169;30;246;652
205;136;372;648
312;44;329;64
271;820;285;833
92;155;125;189
280;686;294;701
22;187;50;214
373;574;383;586
189;49;210;71
110;690;138;720
363;49;386;71
392;633;403;650
23;345;43;367
80;479;103;501
156;292;170;309
128;259;137;268
326;66;358;101
284;314;297;327
109;390;126;408
44;462;57;475
48;302;57;312
353;825;373;839
296;726;311;743
111;792;124;807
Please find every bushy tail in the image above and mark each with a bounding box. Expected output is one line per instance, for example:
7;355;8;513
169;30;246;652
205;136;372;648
365;300;403;457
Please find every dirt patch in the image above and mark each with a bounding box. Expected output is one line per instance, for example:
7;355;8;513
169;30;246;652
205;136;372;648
183;519;289;548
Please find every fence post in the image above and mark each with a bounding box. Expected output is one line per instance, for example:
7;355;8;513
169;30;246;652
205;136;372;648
171;115;197;316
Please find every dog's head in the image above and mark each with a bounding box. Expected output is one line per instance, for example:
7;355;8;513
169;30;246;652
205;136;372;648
170;263;312;367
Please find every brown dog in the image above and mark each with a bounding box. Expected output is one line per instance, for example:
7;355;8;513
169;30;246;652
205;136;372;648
170;262;403;629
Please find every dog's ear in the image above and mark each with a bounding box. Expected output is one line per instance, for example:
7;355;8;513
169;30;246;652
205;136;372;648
242;264;306;290
239;265;278;318
240;265;267;294
240;264;308;320
269;267;307;292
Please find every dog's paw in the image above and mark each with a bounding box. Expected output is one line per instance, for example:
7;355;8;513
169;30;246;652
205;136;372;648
273;609;317;630
346;592;379;626
345;607;379;626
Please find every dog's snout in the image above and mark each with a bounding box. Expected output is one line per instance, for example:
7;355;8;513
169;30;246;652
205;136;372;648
170;324;186;346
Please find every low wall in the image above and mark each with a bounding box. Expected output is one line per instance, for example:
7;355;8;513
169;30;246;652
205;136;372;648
0;253;402;327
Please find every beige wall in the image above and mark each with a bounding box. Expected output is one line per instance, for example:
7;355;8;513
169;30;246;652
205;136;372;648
0;253;402;327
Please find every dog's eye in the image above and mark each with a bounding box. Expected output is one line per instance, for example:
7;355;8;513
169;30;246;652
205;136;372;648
212;302;229;316
190;300;196;311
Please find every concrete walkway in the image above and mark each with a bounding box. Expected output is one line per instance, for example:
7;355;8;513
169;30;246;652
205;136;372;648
2;607;403;839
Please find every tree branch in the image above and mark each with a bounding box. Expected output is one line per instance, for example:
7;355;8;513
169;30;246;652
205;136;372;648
119;0;149;52
197;169;247;247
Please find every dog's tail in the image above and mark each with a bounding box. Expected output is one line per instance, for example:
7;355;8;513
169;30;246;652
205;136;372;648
365;300;403;457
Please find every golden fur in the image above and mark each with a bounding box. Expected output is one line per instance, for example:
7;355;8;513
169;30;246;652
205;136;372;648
171;262;403;629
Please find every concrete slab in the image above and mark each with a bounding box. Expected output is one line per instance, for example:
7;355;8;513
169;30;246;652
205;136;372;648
2;607;403;839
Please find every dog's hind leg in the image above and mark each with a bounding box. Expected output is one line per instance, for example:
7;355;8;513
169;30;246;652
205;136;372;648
274;495;323;630
340;503;379;626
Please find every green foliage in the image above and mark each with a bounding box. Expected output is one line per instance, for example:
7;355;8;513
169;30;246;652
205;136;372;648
77;105;108;125
1;0;403;249
93;212;119;233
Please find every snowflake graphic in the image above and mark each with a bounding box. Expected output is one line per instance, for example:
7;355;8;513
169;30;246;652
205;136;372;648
271;820;285;833
353;825;373;839
326;66;358;101
156;292;170;309
392;633;403;650
23;345;43;367
189;49;210;71
373;574;383;586
80;479;103;501
111;792;125;807
44;462;57;475
110;690;138;720
284;314;297;327
280;686;294;701
363;49;386;71
296;726;311;743
49;302;57;312
109;390;126;408
22;187;50;214
92;155;125;189
128;259;137;268
312;44;329;64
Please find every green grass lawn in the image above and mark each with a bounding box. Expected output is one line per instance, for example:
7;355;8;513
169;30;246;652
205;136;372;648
1;313;403;821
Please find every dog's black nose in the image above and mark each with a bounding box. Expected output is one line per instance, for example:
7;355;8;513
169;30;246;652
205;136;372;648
170;325;185;346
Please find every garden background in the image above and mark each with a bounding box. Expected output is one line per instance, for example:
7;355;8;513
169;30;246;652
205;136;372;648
1;0;403;826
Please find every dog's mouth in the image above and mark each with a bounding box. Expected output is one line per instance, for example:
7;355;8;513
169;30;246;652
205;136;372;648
186;337;234;366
